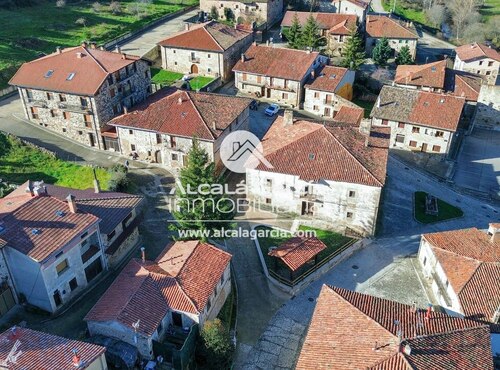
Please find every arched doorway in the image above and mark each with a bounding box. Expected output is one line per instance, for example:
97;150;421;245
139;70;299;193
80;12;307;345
190;64;198;74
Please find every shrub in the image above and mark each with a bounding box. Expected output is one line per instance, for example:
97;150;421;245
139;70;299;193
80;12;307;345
56;0;66;7
109;1;122;14
197;319;234;370
92;1;102;12
107;165;129;191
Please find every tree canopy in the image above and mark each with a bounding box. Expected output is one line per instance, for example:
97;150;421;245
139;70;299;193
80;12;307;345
340;28;365;70
372;38;392;66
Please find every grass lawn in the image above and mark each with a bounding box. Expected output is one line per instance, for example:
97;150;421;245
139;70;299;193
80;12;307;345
151;68;183;85
353;98;375;118
382;0;432;28
255;225;354;282
480;0;500;20
0;132;111;190
189;76;214;90
414;191;464;224
0;0;198;89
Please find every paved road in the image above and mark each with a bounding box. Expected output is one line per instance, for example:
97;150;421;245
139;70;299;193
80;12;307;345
116;8;200;58
453;128;500;196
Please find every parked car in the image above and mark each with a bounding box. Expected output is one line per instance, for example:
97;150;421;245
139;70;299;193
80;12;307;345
249;100;259;110
265;103;280;117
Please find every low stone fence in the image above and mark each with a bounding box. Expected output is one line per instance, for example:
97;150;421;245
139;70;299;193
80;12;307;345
199;77;222;92
252;224;371;295
0;86;16;99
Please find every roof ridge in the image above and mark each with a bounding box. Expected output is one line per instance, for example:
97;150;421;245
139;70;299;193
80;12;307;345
278;236;310;257
429;244;483;264
186;91;217;140
456;260;486;295
174;277;200;313
324;126;384;186
406;324;489;342
203;22;225;51
264;122;323;157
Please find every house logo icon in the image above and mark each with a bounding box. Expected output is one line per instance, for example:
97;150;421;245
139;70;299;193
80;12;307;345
220;131;273;173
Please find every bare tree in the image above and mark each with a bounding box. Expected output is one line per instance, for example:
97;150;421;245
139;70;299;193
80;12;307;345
55;0;65;7
425;4;448;28
128;2;143;18
463;21;487;43
75;17;87;27
92;1;102;12
449;0;479;39
109;1;122;14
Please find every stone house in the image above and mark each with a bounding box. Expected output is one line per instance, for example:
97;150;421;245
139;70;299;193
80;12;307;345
200;0;283;28
296;285;494;369
0;327;108;370
158;21;253;81
245;111;390;237
280;11;357;56
0;182;107;313
365;15;418;60
108;88;252;174
370;86;465;155
9;43;151;151
331;0;371;24
454;42;500;85
418;225;500;330
85;240;232;360
233;44;328;107
473;84;500;131
303;65;357;118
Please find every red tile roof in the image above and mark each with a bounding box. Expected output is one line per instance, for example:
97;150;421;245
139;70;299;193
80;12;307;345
370;86;465;131
0;327;106;370
305;65;350;92
395;60;447;89
268;236;327;271
423;228;500;324
366;15;418;39
256;117;389;187
108;88;251;141
233;44;321;81
85;241;231;336
0;192;99;262
447;70;484;102
332;105;364;126
296;285;493;369
9;44;141;96
281;11;357;35
455;42;500;63
158;21;252;51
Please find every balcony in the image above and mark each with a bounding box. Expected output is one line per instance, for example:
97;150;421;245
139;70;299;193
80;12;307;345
58;102;91;113
242;79;265;87
322;99;338;106
27;98;47;108
189;56;201;63
266;84;296;92
299;192;323;203
81;244;100;264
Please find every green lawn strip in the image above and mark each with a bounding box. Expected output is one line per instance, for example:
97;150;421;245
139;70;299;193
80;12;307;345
255;225;354;280
217;281;237;331
189;76;214;90
353;98;375;118
0;0;198;88
382;0;433;28
0;132;111;190
413;191;463;224
150;68;183;85
480;0;500;20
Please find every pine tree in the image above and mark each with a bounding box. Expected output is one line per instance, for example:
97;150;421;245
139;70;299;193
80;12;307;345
372;37;392;66
171;138;234;240
300;14;325;50
395;45;413;65
340;28;365;70
285;12;302;49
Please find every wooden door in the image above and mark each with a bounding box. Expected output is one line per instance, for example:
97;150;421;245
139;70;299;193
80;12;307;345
422;143;428;152
191;64;198;74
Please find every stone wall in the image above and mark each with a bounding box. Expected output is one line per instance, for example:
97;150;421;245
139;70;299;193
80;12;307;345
473;84;500;130
200;0;283;27
454;56;499;86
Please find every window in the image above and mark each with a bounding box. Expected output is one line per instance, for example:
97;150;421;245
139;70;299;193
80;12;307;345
123;212;133;227
107;230;116;241
265;179;272;187
412;126;420;133
409;140;417;147
156;134;162;144
170;136;177;148
432;145;441;152
30;107;39;119
395;134;405;143
398;122;405;128
84;114;92;127
69;278;78;291
130;144;136;151
107;75;114;85
381;119;388;125
59;94;66;102
174;62;178;66
110;88;116;98
348;190;356;198
423;257;427;266
346;212;353;219
145;70;150;79
78;131;83;135
80;97;88;107
173;50;176;54
172;153;178;161
488;61;494;67
282;93;288;99
486;71;491;75
47;92;53;100
435;131;444;138
445;280;449;288
63;111;71;120
207;54;211;58
242;73;247;81
50;109;56;117
256;75;262;83
129;129;134;135
265;198;272;204
56;259;69;276
314;91;319;98
26;89;33;100
62;128;67;133
313;105;319;111
207;68;211;73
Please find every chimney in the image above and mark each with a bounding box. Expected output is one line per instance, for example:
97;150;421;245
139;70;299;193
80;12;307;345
76;52;83;59
66;194;77;214
252;41;257;46
212;121;217;130
72;349;82;368
56;46;62;54
25;181;34;196
376;97;381;108
284;109;294;125
123;105;128;114
364;136;370;147
141;247;146;263
411;301;417;313
402;344;412;355
306;48;311;54
241;53;246;63
115;45;121;54
33;182;46;196
81;41;87;48
99;46;105;51
92;168;100;193
266;40;270;46
185;23;190;31
488;223;500;243
425;304;432;320
121;53;127;60
311;70;316;80
177;96;183;105
90;42;97;49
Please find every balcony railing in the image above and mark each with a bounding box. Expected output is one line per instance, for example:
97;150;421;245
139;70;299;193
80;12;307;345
58;102;91;113
81;244;100;264
266;84;296;92
189;56;201;63
27;98;47;108
299;192;324;202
